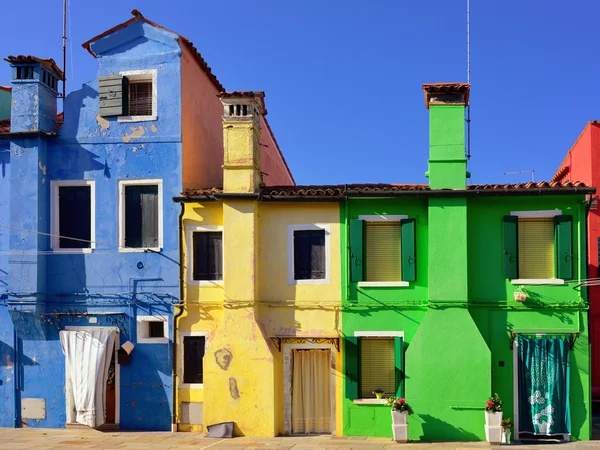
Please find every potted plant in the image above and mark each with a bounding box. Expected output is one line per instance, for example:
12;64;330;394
373;388;385;399
484;393;503;444
386;397;414;443
514;285;527;302
501;418;512;444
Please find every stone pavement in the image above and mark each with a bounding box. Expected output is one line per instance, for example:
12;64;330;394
1;429;600;450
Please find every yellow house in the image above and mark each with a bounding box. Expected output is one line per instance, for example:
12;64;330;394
173;92;342;436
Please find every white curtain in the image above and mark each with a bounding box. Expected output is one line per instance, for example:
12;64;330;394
60;329;117;428
291;349;331;434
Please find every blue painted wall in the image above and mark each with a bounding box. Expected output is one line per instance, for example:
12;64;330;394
0;21;183;430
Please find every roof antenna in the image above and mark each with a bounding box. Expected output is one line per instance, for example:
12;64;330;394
466;0;471;161
62;0;67;99
504;170;535;182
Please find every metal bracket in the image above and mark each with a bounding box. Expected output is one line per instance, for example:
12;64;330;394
269;336;340;352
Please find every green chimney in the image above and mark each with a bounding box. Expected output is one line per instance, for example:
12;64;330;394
423;83;470;189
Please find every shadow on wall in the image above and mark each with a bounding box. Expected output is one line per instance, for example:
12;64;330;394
417;414;481;441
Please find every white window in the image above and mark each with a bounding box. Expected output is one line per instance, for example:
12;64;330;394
118;179;163;252
179;331;208;389
287;224;330;285
50;180;95;253
118;69;157;122
136;315;168;344
186;226;224;286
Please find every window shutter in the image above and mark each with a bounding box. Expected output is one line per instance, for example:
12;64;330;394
349;219;364;282
98;75;129;117
555;215;573;280
59;186;91;249
139;186;159;248
503;216;518;279
183;336;205;384
401;218;416;282
394;336;404;398
344;336;360;399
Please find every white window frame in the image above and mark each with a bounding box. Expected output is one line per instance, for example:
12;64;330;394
186;225;224;286
287;224;331;285
136;315;169;344
179;331;208;389
352;330;404;404
50;180;96;254
118;179;163;252
357;214;409;287
118;69;157;122
509;210;564;285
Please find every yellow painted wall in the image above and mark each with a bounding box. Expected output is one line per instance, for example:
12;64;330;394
177;201;343;436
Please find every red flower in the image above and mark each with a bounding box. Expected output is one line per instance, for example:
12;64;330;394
486;400;495;408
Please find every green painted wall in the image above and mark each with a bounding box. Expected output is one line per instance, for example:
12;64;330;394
427;104;466;189
0;90;11;121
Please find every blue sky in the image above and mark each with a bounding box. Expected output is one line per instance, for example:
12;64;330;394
1;0;598;186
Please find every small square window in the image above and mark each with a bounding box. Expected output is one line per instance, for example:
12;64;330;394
136;315;168;344
148;321;165;338
192;232;223;281
129;81;153;116
293;230;325;280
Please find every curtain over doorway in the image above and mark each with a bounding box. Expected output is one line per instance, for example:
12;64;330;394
291;349;331;434
60;329;117;428
517;335;571;435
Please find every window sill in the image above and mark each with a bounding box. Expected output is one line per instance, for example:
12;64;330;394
179;383;204;390
137;337;169;344
511;279;565;285
288;278;330;285
118;247;162;253
118;115;157;123
353;399;387;405
51;248;93;254
358;281;409;288
188;280;224;287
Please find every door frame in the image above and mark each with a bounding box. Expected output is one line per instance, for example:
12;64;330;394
512;336;570;442
283;343;336;436
64;326;120;427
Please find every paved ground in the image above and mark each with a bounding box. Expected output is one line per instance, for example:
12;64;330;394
1;428;600;450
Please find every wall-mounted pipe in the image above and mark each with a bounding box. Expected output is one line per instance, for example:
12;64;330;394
13;325;19;428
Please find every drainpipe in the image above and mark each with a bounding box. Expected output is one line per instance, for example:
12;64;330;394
171;201;186;432
13;325;19;428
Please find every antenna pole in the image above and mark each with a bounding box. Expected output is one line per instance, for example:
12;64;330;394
466;0;471;160
62;0;67;99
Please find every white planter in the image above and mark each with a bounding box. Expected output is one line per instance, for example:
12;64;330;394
391;410;408;425
485;425;502;444
514;292;527;302
392;424;408;443
485;411;502;427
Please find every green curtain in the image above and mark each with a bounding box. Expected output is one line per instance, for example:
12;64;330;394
518;335;571;435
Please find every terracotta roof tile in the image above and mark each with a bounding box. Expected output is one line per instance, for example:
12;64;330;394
262;185;346;197
0;86;11;93
467;181;587;190
181;187;223;197
4;55;64;81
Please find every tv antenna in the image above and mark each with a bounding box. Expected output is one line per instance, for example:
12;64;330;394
504;170;535;182
62;0;67;98
466;0;471;161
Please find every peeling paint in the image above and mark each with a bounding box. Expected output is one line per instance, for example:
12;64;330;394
37;161;46;175
214;348;233;371
95;113;110;130
122;126;146;143
229;377;240;399
150;124;158;133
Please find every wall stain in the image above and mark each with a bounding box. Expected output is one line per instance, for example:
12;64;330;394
214;348;233;371
229;377;240;399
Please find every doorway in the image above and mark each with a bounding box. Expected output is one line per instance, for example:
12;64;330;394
513;335;571;442
283;344;336;435
61;327;119;428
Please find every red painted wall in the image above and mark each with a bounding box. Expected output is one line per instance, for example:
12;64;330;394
259;116;295;186
553;122;600;395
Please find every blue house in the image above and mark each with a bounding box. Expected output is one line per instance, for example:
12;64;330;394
0;10;229;430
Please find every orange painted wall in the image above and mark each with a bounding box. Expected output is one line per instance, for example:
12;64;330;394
181;44;224;190
260;116;295;186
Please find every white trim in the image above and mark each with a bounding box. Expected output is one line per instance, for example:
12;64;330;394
353;399;387;405
354;330;404;338
358;281;409;288
283;343;336;436
287;224;331;285
510;210;562;218
186;225;224;286
117;69;157;122
511;279;565;285
117;178;163;252
50;180;96;253
136;315;169;344
178;331;208;389
358;214;408;221
64;326;120;427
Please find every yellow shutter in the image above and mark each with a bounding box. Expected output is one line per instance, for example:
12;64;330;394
518;218;554;279
365;222;401;282
361;338;395;398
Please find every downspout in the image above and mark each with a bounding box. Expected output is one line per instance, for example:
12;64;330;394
171;201;186;432
13;325;19;428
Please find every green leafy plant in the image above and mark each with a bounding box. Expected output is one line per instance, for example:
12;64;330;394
485;393;503;413
386;397;414;415
502;417;512;430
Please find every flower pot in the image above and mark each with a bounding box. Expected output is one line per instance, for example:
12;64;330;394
514;292;527;302
375;393;383;399
392;424;408;443
485;425;502;444
391;410;408;425
485;411;502;427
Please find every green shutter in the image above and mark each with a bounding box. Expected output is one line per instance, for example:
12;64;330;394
344;336;360;399
503;216;519;279
349;219;364;282
401;218;416;281
394;336;404;398
555;215;573;280
98;75;129;117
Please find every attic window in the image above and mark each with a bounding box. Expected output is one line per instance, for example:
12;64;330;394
15;66;34;80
